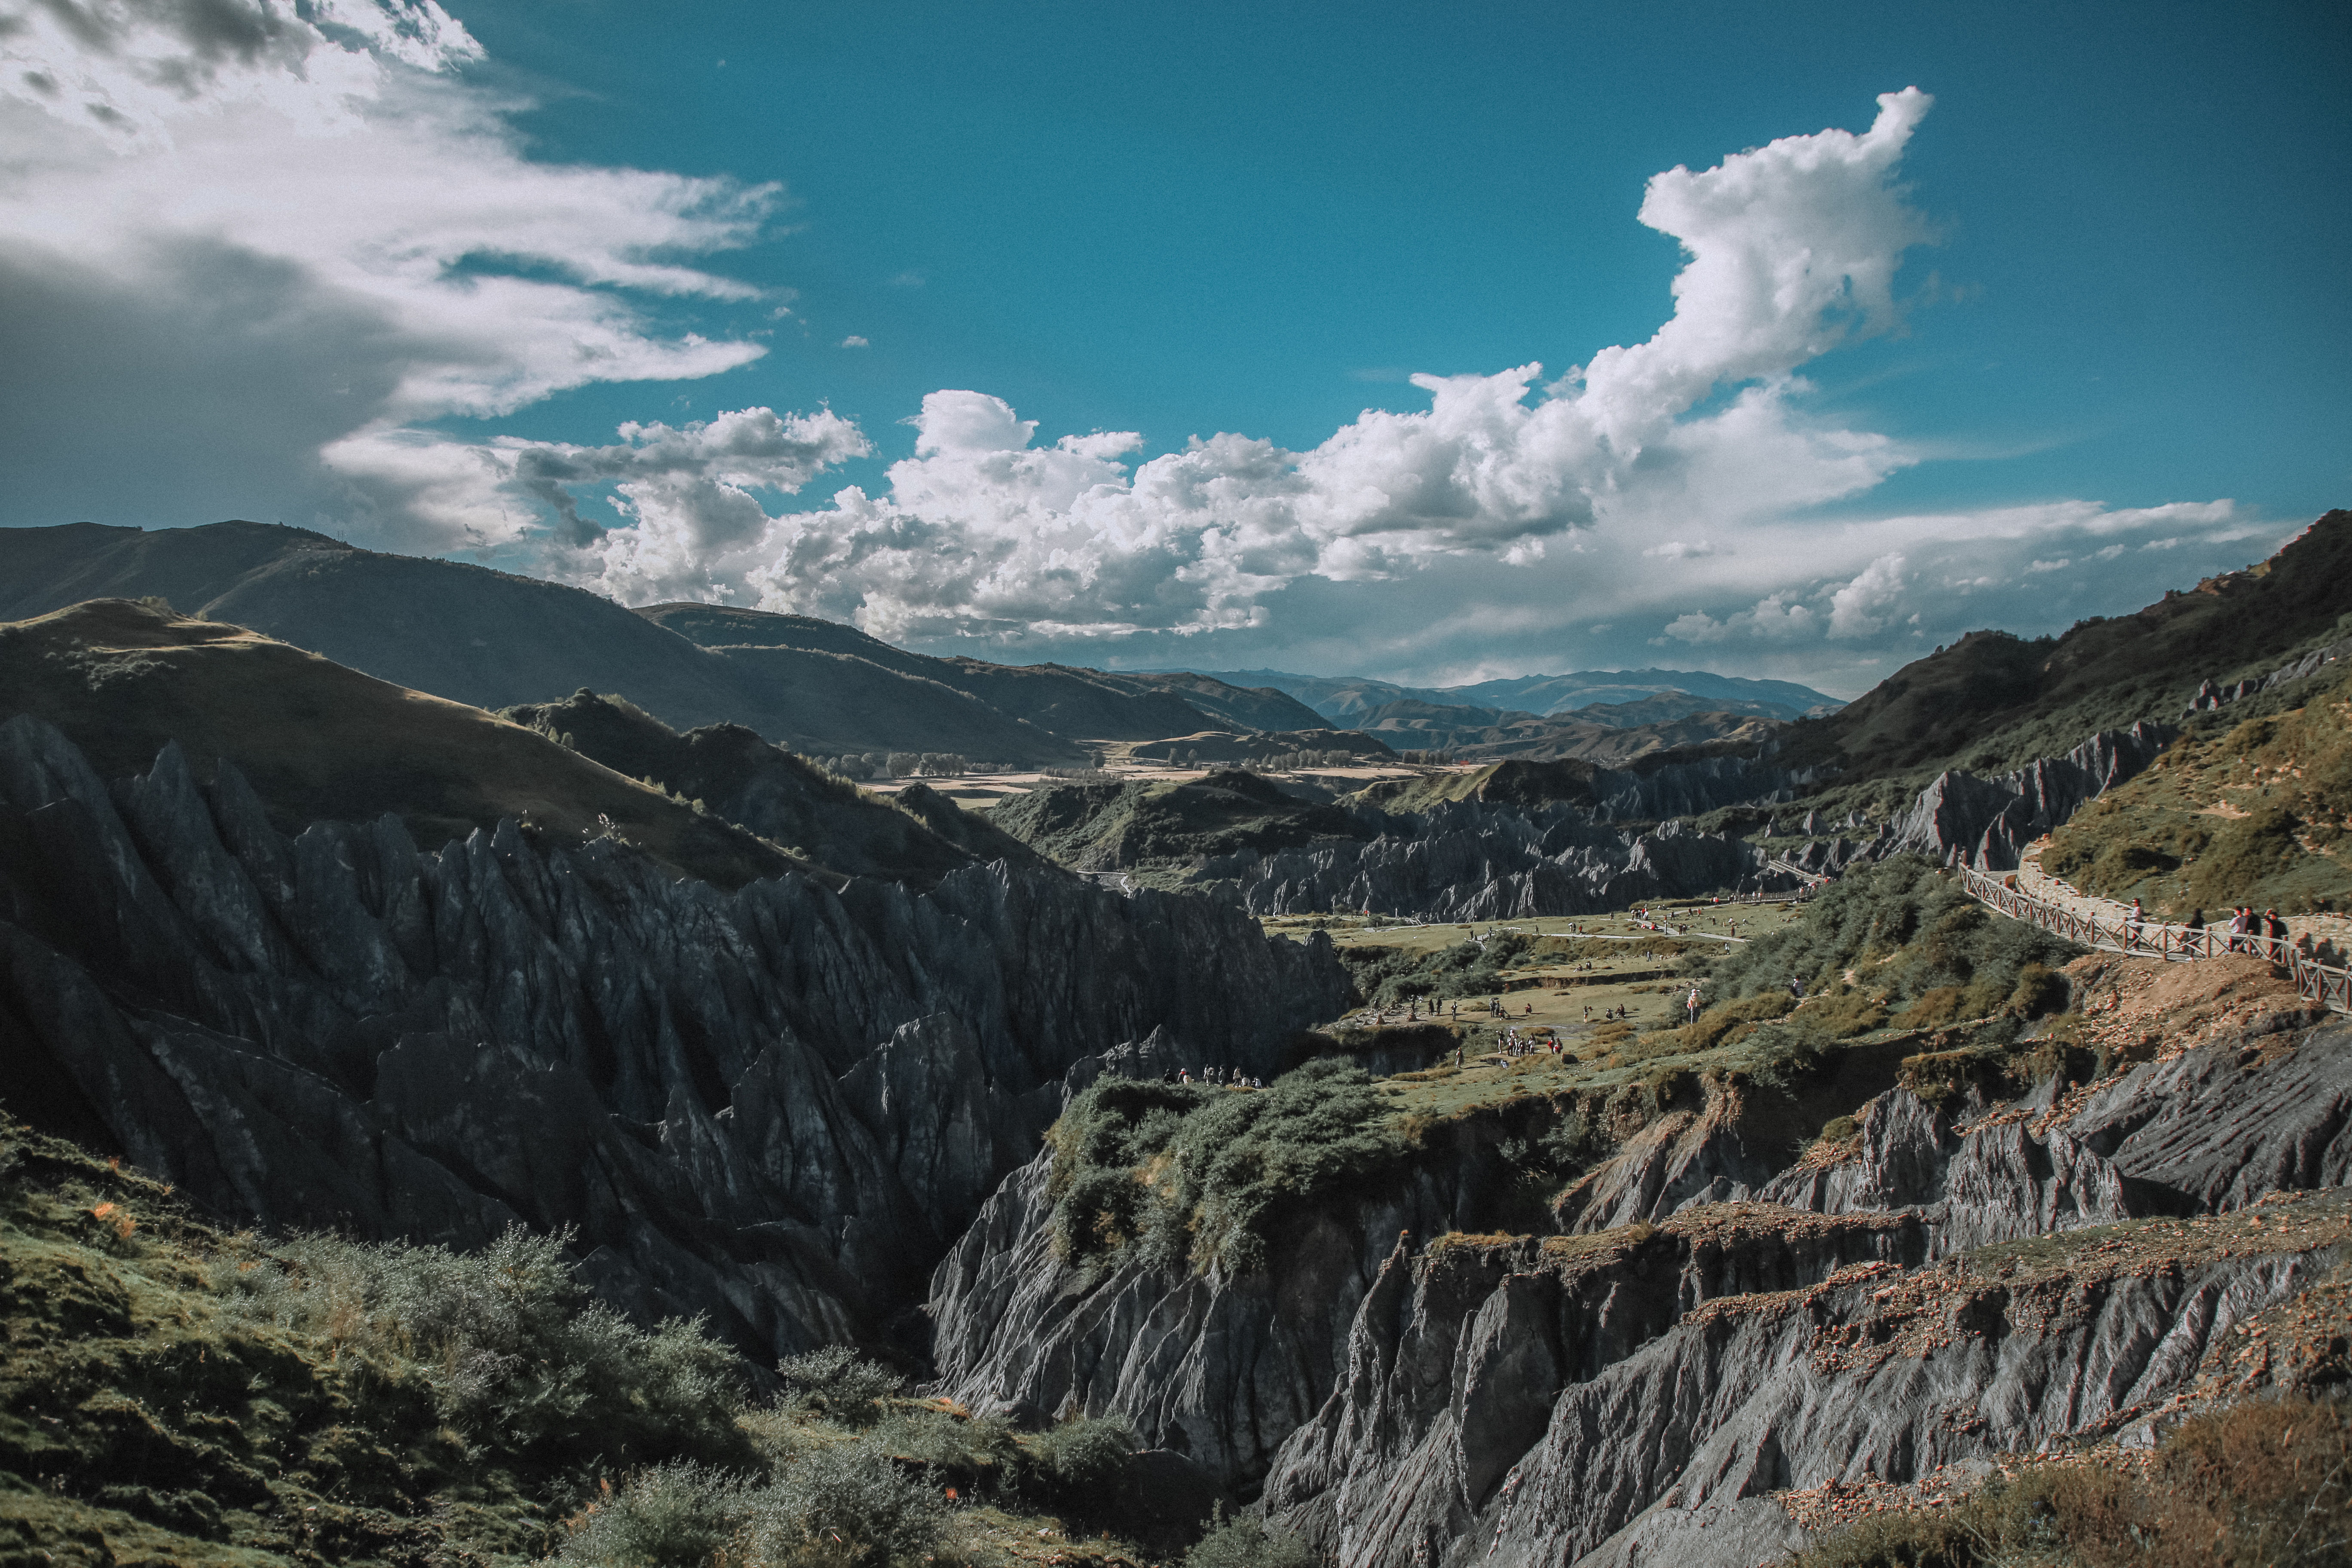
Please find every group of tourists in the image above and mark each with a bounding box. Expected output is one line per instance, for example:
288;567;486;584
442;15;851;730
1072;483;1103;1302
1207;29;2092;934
2123;900;2290;954
1497;1028;1561;1058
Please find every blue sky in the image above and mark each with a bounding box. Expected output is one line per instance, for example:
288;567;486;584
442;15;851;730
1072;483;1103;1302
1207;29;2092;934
0;0;2344;695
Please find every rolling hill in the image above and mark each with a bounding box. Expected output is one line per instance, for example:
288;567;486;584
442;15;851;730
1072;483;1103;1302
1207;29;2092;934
0;598;802;888
0;522;1311;764
1190;665;1840;723
640;602;1323;737
1776;509;2352;785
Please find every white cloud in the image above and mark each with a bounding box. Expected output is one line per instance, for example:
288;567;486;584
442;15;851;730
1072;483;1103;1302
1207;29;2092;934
1660;591;1821;646
0;0;776;547
1827;551;1907;638
2028;557;2070;572
524;90;1949;634
840;335;870;348
1643;540;1722;558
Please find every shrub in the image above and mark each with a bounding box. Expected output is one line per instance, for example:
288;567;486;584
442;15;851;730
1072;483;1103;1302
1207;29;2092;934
1743;1023;1828;1090
756;1441;946;1568
2006;962;2070;1017
870;1406;1019;1479
1022;1413;1138;1508
1184;1506;1319;1568
215;1226;747;1470
776;1346;901;1429
558;1462;753;1567
1338;932;1534;1008
1046;1059;1404;1276
1700;857;2075;1023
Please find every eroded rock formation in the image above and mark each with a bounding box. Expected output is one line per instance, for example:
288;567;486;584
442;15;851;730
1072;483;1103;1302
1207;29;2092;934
0;715;1351;1357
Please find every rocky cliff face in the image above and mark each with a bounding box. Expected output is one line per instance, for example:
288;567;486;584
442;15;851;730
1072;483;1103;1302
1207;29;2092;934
1264;1189;2347;1567
0;715;1351;1358
930;1007;2352;1564
1886;722;2177;871
926;1109;1545;1484
1249;1023;2352;1566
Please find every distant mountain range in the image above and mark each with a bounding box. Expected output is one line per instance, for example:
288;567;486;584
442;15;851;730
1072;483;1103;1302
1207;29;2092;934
0;522;1327;766
1177;665;1844;724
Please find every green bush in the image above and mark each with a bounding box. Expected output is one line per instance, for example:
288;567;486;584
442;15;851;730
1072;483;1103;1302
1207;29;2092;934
557;1461;754;1568
1338;932;1534;1008
777;1345;902;1429
1022;1413;1139;1508
1184;1506;1318;1568
557;1445;949;1568
1743;1023;1828;1090
757;1441;946;1568
216;1225;748;1470
870;1405;1019;1479
1047;1059;1404;1275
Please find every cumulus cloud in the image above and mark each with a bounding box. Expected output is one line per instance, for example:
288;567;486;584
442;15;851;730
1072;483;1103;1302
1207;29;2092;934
1662;592;1821;645
1827;551;1908;638
0;0;775;544
507;89;1951;636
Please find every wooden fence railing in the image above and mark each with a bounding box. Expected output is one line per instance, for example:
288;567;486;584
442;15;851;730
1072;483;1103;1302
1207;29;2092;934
1955;865;2352;1017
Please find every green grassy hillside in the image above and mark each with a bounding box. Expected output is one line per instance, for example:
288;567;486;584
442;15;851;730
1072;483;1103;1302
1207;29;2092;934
2041;662;2352;917
990;772;1372;875
0;1121;1242;1567
1348;758;1608;813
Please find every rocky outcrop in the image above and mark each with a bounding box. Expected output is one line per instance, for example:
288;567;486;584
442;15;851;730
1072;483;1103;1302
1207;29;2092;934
2182;636;2352;714
1242;1022;2352;1566
926;1115;1543;1485
922;1004;2352;1563
0;715;1351;1358
1553;1088;1788;1233
1256;1207;1926;1565
1886;722;2175;871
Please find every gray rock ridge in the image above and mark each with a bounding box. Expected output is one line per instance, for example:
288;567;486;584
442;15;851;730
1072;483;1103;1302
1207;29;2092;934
1878;721;2175;872
1207;815;1787;919
1273;1213;2337;1568
1764;1023;2352;1246
1756;1083;2158;1257
2183;635;2352;715
1553;1081;1789;1233
0;713;1351;1357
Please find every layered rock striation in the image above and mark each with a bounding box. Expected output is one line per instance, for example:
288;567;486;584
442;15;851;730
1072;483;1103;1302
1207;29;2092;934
1254;1023;2352;1565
